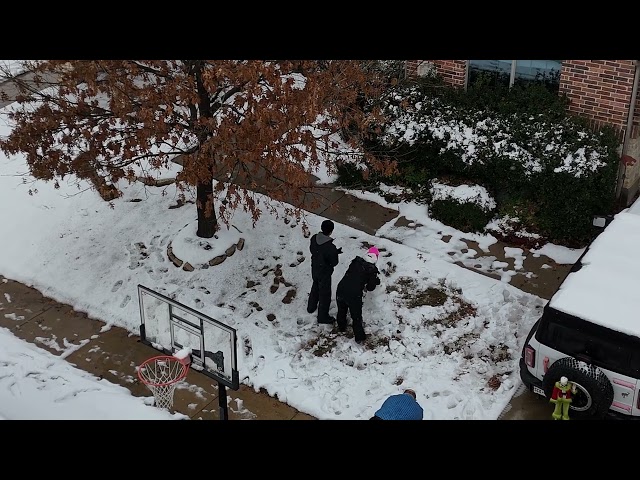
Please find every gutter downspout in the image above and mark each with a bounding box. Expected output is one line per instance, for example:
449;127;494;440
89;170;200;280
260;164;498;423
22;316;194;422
509;60;517;88
615;60;640;202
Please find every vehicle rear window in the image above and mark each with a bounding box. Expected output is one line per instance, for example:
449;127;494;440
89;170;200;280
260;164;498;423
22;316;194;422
536;307;640;378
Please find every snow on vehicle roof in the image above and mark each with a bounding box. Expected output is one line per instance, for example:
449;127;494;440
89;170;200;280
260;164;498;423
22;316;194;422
549;205;640;338
628;196;640;215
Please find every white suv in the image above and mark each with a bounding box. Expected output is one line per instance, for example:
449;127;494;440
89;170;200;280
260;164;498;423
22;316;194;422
519;199;640;419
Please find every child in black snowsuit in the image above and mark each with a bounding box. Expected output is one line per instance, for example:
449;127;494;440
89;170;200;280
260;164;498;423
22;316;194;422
336;247;381;343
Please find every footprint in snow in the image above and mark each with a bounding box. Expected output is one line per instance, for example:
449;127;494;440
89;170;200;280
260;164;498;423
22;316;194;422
119;295;131;308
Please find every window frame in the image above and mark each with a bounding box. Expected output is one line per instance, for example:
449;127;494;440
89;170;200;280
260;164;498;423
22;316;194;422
465;60;562;90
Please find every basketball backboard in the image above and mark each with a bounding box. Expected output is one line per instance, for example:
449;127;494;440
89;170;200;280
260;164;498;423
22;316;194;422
137;284;239;390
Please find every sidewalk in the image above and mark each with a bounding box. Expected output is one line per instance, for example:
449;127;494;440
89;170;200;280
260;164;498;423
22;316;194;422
0;185;566;420
0;273;316;420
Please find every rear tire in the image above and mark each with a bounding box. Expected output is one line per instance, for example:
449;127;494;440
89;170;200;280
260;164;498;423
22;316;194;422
542;356;613;419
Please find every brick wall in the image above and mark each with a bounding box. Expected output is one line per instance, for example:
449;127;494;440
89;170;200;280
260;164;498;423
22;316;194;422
559;60;639;141
405;60;466;87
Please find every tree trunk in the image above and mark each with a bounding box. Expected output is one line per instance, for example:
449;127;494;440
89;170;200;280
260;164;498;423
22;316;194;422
196;180;217;238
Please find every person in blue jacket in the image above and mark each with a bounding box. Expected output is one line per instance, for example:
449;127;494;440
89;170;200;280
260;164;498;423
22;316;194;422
371;389;424;420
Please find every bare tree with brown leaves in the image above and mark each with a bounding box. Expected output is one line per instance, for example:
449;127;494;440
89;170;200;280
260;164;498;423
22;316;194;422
0;60;397;239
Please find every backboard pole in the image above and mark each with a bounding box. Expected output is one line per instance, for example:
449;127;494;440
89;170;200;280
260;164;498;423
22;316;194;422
218;381;229;420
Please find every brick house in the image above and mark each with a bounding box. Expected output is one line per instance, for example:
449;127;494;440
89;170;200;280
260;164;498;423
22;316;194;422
405;60;640;206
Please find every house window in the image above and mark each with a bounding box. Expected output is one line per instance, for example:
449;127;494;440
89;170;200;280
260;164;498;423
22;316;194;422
468;60;562;92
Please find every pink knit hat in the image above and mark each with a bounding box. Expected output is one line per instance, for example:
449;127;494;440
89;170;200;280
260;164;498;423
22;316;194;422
365;246;379;264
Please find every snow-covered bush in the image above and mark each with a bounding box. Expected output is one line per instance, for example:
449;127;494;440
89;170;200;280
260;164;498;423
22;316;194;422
349;79;621;245
428;180;497;233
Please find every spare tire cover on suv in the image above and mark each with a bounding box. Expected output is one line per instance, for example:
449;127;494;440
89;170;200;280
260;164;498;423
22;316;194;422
542;356;614;418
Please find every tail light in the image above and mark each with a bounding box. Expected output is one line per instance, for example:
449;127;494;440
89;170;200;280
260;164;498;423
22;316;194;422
524;345;536;367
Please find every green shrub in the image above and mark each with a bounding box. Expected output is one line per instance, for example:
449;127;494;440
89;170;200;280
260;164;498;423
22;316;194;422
443;76;569;120
530;124;619;245
486;198;544;248
428;180;497;233
494;197;540;231
430;199;495;233
334;160;377;188
535;174;609;247
341;73;621;246
379;162;433;203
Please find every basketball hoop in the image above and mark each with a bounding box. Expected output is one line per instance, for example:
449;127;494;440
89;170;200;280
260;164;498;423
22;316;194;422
137;354;190;410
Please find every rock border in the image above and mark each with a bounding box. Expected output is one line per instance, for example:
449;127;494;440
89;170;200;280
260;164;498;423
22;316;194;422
167;237;245;271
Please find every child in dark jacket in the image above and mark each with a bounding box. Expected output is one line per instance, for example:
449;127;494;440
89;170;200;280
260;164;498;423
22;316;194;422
307;219;341;324
335;246;381;343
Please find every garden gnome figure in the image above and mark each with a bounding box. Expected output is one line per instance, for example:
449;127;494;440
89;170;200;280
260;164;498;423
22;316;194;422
549;376;576;420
